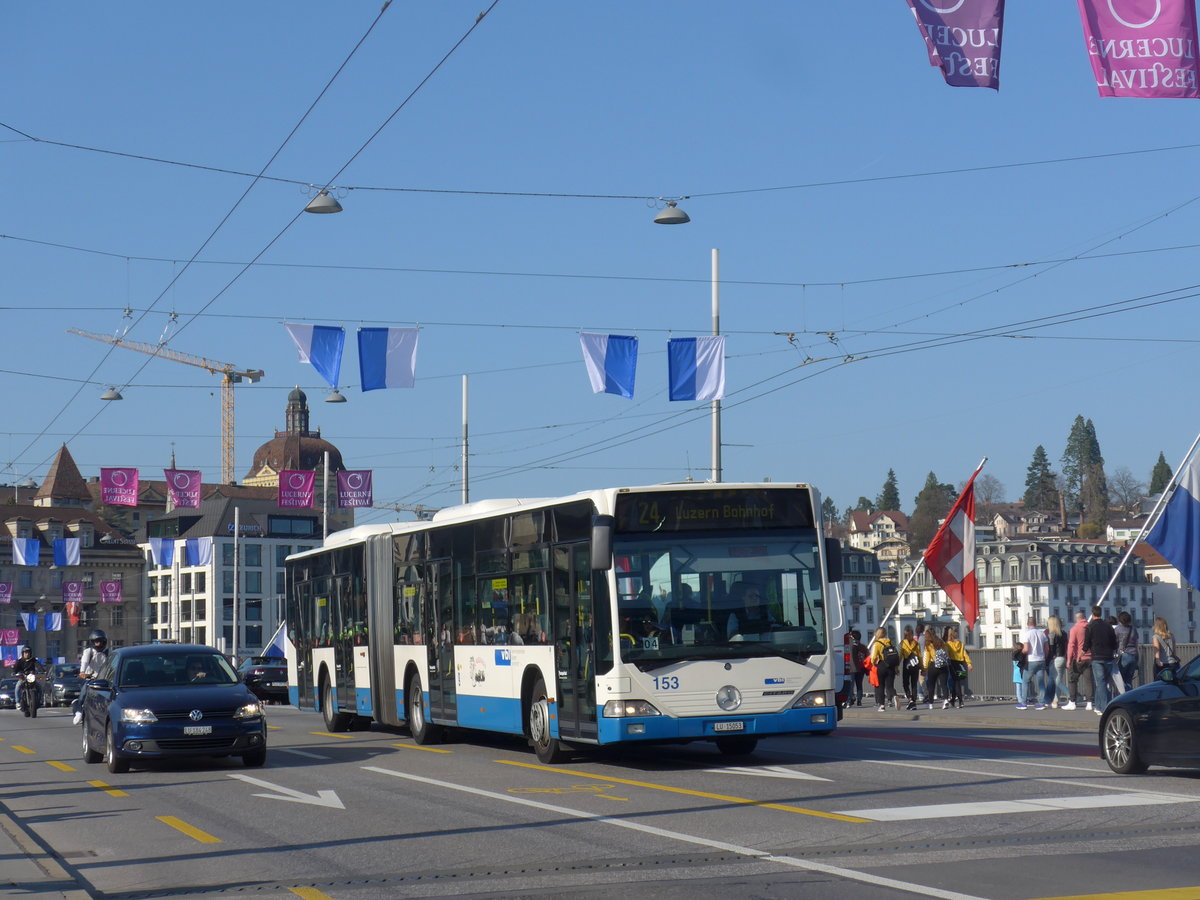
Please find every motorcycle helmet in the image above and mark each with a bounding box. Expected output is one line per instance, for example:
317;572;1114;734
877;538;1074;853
20;646;32;655
88;629;108;650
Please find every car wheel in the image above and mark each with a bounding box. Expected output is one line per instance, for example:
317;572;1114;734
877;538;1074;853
320;676;351;732
406;673;443;744
715;736;758;756
1103;708;1147;775
528;678;567;764
82;723;101;764
104;723;130;774
242;747;267;767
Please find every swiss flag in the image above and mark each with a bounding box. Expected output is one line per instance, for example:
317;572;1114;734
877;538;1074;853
923;466;981;625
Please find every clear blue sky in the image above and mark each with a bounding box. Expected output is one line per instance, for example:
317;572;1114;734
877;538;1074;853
5;2;1200;523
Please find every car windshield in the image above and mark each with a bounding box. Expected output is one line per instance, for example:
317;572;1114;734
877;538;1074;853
0;679;15;688
118;653;239;688
54;664;80;678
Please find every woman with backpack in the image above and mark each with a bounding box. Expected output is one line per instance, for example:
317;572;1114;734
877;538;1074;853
1153;617;1179;679
943;625;972;709
923;630;950;709
869;627;900;711
848;629;868;706
900;625;922;711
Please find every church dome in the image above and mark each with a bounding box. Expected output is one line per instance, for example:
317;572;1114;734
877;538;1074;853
243;387;345;484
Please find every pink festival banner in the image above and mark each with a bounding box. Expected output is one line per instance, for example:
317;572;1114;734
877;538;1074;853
278;470;316;509
1077;0;1200;97
62;581;84;604
0;583;11;604
100;581;123;604
905;0;1005;89
100;467;140;506
165;469;202;509
336;470;373;508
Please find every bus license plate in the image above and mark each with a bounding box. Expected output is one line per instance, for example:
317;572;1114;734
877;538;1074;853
713;721;744;732
183;725;212;736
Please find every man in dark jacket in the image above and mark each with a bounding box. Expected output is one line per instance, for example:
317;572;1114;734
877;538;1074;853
1083;605;1118;716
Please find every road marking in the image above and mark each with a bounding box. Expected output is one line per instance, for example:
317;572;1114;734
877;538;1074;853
289;888;336;900
1030;889;1200;900
496;759;867;823
227;774;345;809
310;731;355;740
88;780;129;798
46;760;76;772
157;815;221;844
363;765;988;900
10;745;35;755
841;791;1196;821
393;742;453;754
707;764;830;782
277;748;331;760
267;724;283;730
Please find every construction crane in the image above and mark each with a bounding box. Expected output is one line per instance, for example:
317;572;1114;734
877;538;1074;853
69;328;264;485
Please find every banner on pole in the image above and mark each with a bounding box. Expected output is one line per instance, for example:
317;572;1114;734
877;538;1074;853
1077;0;1200;97
165;469;203;508
0;583;11;604
100;581;123;604
905;0;1006;89
278;470;316;509
62;581;84;604
336;470;374;508
100;467;140;506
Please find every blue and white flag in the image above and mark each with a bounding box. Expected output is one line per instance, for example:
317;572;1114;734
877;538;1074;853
148;537;174;568
1146;450;1200;589
12;538;39;567
262;621;287;658
357;327;418;391
579;333;638;399
43;612;62;632
19;611;37;632
283;323;346;389
185;537;213;567
53;537;80;567
667;336;726;402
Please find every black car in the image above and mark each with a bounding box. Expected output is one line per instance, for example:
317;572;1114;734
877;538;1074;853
48;663;84;707
237;656;289;704
1101;654;1200;774
0;677;16;710
81;644;267;774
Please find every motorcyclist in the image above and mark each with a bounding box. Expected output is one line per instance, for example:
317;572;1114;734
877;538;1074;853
13;647;41;715
71;629;108;726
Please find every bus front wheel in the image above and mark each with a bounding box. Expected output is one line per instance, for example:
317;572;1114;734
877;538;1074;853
715;736;758;756
407;673;443;745
528;678;568;765
321;676;352;732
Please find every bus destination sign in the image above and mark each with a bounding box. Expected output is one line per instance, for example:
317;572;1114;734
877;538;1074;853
614;488;814;534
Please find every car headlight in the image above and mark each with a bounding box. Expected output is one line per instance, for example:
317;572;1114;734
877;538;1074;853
791;690;832;709
233;702;264;720
121;708;158;724
602;699;662;718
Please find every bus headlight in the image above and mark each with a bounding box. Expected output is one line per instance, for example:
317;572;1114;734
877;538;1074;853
603;699;662;718
792;691;831;709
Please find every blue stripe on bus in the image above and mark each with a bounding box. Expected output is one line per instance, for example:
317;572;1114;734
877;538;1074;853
288;686;300;707
596;705;834;744
355;688;372;716
455;696;524;735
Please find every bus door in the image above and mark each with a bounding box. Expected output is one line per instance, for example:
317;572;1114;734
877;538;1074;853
426;559;457;721
332;573;359;714
552;544;599;741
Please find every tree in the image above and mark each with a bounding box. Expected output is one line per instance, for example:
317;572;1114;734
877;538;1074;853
821;496;838;523
1081;461;1109;533
876;469;901;511
1108;466;1146;516
974;473;1005;504
1022;445;1059;511
854;496;876;513
1150;451;1173;495
909;471;955;551
1061;416;1105;516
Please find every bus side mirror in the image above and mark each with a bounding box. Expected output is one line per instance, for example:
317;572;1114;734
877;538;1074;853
824;537;843;583
590;515;614;571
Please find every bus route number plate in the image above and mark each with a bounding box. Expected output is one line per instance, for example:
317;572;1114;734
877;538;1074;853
713;721;744;732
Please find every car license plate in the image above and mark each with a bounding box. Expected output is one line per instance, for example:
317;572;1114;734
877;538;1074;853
183;725;212;736
713;721;744;732
268;682;286;687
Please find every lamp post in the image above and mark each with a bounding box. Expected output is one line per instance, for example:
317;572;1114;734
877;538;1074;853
710;249;722;483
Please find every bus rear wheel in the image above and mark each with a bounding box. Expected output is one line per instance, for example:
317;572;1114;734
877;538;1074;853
528;678;567;764
715;736;758;756
407;673;443;745
321;676;352;732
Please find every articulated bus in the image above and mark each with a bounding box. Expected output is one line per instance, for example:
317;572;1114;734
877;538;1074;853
284;483;843;763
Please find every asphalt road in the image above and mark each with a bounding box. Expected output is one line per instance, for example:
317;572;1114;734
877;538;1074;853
2;701;1199;900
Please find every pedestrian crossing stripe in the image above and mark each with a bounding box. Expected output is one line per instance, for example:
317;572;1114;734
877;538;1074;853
840;791;1196;821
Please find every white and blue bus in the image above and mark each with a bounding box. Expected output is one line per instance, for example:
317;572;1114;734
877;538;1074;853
284;483;843;762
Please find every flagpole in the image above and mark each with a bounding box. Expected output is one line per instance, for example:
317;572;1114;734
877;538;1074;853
462;375;470;503
322;450;329;543
1096;429;1200;607
711;248;722;484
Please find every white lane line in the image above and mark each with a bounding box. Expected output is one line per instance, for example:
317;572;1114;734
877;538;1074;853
361;765;990;900
842;791;1197;822
277;748;331;760
706;765;830;782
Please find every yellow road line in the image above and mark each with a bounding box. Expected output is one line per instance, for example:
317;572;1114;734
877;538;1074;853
88;780;129;798
496;759;869;823
289;888;336;900
46;760;76;772
393;742;453;753
267;724;283;730
10;745;35;755
310;731;355;740
156;815;221;844
1029;890;1200;900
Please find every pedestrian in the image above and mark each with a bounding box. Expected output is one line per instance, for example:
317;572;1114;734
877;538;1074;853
1012;637;1028;707
1044;615;1068;708
1063;610;1093;711
1084;605;1118;716
1114;611;1140;693
900;625;922;710
1152;617;1180;679
923;630;950;709
848;629;868;706
869;627;900;710
1021;616;1049;711
943;625;971;708
914;622;929;704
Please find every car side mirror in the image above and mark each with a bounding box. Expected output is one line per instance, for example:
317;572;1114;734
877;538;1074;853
89;679;112;691
1158;667;1177;684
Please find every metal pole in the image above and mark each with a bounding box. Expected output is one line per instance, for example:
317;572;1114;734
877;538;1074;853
232;506;240;664
711;248;722;484
322;450;329;543
462;375;470;504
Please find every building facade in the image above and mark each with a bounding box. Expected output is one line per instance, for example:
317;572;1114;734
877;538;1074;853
840;546;883;631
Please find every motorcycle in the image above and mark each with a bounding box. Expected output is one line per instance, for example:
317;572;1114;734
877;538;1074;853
18;673;40;718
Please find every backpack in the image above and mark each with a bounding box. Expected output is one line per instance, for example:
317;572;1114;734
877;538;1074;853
852;643;869;669
880;642;900;671
905;650;922;670
933;647;949;670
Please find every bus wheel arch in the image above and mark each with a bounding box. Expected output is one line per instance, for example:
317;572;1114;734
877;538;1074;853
406;668;443;745
318;666;352;732
523;668;568;764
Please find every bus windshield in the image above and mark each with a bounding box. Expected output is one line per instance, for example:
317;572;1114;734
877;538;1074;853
613;532;828;669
